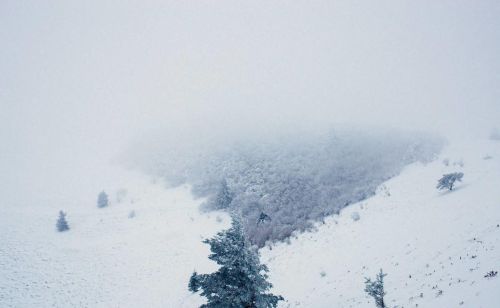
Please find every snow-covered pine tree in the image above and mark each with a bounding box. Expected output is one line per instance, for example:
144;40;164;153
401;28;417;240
56;210;69;232
436;172;464;191
97;191;109;208
128;210;136;219
188;271;200;292
213;179;233;210
188;217;283;308
364;269;387;308
257;212;271;225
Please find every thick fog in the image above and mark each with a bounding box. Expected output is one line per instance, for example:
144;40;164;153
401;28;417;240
2;1;499;206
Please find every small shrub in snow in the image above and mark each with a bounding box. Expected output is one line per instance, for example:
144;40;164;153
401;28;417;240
376;185;391;197
320;271;327;277
436;172;464;191
97;191;109;208
188;217;283;307
484;271;498;278
56;210;69;232
364;269;387;308
351;211;360;221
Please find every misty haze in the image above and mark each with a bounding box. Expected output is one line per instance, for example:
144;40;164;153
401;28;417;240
1;1;500;307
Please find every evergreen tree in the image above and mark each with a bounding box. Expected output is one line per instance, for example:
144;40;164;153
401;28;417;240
128;210;136;219
436;172;464;191
213;179;233;210
56;210;69;232
364;269;387;308
257;212;271;225
188;217;283;308
97;191;109;208
189;271;200;292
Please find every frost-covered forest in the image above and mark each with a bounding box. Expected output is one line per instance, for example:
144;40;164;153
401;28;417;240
3;1;500;306
127;129;442;246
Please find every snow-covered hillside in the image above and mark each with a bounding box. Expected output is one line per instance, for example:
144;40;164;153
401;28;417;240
0;168;230;307
1;138;499;307
263;139;500;307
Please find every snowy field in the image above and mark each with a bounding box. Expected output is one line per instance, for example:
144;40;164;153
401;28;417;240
0;168;230;307
1;138;499;307
2;1;498;307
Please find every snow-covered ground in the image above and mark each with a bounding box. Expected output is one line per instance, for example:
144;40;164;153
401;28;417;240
263;138;500;307
0;168;230;307
1;138;499;307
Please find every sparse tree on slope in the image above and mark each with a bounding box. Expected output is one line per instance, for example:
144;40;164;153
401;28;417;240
56;210;69;232
436;172;464;191
97;191;109;208
188;217;283;308
365;269;387;308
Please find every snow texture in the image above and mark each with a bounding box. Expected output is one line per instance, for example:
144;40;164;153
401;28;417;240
0;168;231;307
1;138;499;307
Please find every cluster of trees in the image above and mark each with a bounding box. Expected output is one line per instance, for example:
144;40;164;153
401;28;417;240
129;129;443;246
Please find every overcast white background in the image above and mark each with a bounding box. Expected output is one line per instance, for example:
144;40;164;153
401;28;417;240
1;1;499;205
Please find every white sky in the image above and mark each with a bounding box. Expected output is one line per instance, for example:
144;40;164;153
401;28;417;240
1;0;499;204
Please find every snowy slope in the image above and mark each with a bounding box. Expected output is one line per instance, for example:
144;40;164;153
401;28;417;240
0;167;230;307
1;139;499;307
263;139;500;307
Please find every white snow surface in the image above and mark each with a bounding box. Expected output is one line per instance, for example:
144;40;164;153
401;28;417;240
0;168;230;307
263;139;500;307
1;138;500;307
